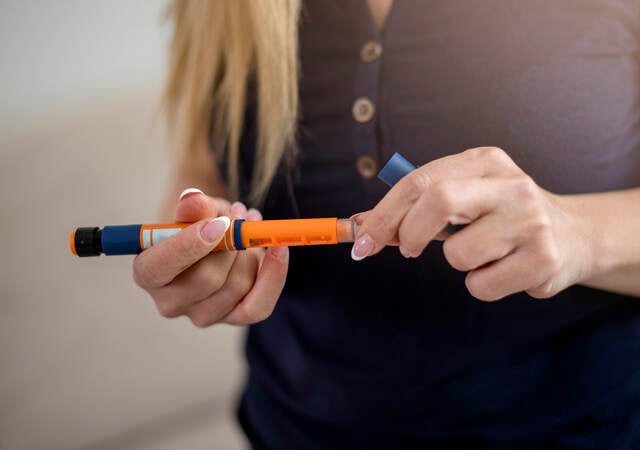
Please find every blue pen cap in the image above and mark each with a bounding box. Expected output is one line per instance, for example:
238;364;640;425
377;152;418;187
377;152;464;235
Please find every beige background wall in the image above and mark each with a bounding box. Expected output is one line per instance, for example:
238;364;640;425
1;1;245;449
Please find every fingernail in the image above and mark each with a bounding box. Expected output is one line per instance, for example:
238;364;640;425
247;208;262;221
179;188;203;200
201;216;230;243
399;246;412;258
349;212;365;225
231;201;247;219
351;233;375;261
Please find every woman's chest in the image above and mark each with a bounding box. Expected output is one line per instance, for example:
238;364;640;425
262;0;640;218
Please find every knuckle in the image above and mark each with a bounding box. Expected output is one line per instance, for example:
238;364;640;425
213;197;232;214
481;146;510;164
205;269;228;293
485;146;507;159
431;180;459;217
401;171;431;203
227;273;254;299
512;175;539;203
467;146;496;158
528;212;553;239
465;147;485;160
467;146;516;170
366;211;395;240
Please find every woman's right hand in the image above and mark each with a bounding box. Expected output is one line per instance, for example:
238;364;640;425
133;189;289;327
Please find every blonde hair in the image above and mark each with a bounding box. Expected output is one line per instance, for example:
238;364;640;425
165;0;301;205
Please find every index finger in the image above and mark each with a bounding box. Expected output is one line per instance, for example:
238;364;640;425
355;147;519;258
133;216;231;289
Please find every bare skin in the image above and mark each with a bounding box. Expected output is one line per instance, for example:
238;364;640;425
134;2;639;327
351;147;640;300
133;0;396;329
133;149;289;328
367;0;393;31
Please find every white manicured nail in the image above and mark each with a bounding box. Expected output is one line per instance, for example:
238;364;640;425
179;188;203;200
201;216;230;243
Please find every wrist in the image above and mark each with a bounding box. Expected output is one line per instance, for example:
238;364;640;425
554;193;606;283
560;193;622;281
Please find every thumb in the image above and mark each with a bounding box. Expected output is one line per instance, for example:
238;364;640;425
175;188;231;222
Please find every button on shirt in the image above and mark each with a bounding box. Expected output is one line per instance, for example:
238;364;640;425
352;97;375;123
356;155;377;179
360;40;382;62
237;1;640;448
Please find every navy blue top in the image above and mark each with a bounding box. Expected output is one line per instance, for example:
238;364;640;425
226;1;640;448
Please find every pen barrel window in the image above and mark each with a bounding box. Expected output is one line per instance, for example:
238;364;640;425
140;223;189;250
240;218;341;248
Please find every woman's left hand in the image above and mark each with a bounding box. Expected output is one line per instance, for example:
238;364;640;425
352;147;596;301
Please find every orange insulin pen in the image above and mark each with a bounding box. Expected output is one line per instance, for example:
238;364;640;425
70;152;436;257
69;218;359;257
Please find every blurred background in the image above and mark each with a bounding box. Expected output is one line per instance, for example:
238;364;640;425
1;1;246;448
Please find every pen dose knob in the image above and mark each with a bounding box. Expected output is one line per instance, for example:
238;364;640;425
71;227;102;257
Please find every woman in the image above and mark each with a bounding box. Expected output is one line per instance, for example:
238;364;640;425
134;1;640;448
